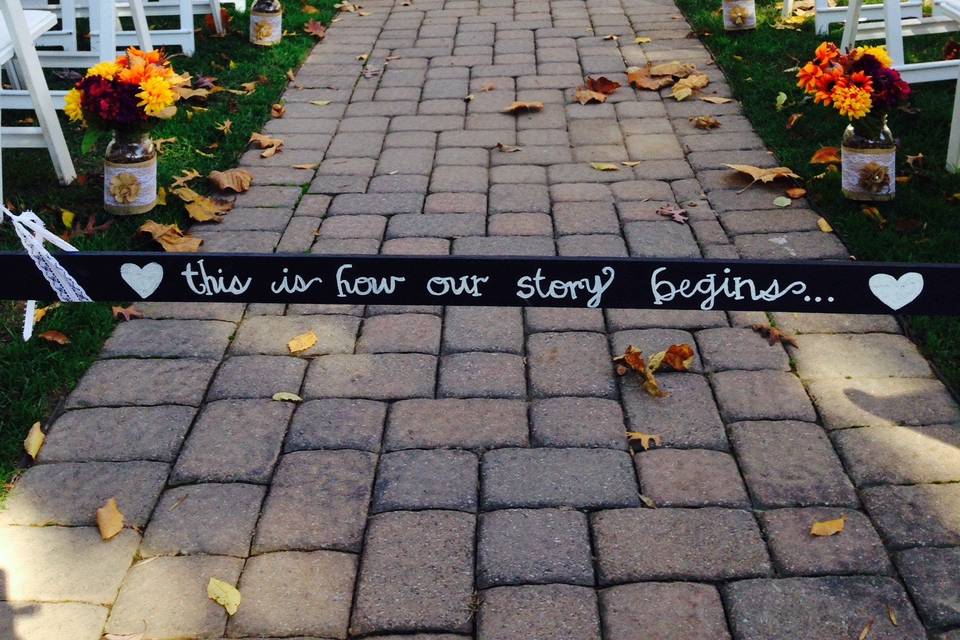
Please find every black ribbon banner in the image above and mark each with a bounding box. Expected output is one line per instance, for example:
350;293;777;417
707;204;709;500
1;251;956;315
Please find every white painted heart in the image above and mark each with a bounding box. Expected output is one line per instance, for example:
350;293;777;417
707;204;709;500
868;272;923;311
120;262;164;299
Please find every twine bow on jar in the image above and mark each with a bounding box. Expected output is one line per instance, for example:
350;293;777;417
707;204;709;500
729;5;750;25
110;173;142;204
858;162;891;193
254;20;274;42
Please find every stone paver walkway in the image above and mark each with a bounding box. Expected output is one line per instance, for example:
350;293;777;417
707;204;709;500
3;0;960;637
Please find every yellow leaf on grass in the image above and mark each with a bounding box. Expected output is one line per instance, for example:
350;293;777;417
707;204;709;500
215;120;233;135
60;208;75;229
24;421;44;459
39;330;70;345
591;162;619;171
625;431;663;450
502;101;544;114
208;169;253;193
288;330;318;353
157;186;168;206
207;577;241;615
96;497;125;540
724;164;801;192
272;391;303;402
817;217;833;233
171;169;201;189
810;514;847;537
33;302;59;324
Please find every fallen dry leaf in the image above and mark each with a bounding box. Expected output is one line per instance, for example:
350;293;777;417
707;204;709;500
906;153;924;170
887;605;898;626
785;187;807;199
33;302;59;324
627;66;675;91
271;103;287;118
272;391;303;402
153;137;177;153
305;18;327;38
650;343;695;372
60;208;75;229
649;61;696;77
786;112;803;129
24;421;44;459
139;221;203;252
622;161;641;167
173;187;234;223
209;168;253;193
480;81;497;92
810;514;847;537
310;99;332;107
112;305;144;321
810;146;841;164
751;323;799;347
635;36;652;43
657;204;688;224
858;619;874;640
171;169;201;189
292;163;320;170
689;115;721;130
574;87;609;105
104;633;145;640
288;330;318;353
862;206;888;228
724;164;800;192
671;73;709;101
207;577;241;616
701;95;734;104
495;142;522;153
614;345;669;398
625;431;663;450
38;330;70;345
817;217;833;233
502;101;544;114
586;76;621;95
639;494;657;508
249;132;284;158
96;497;125;540
591;162;619;171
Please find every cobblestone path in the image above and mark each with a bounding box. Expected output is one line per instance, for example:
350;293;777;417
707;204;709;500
2;0;960;637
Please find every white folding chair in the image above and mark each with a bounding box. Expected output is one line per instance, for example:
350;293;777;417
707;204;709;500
947;67;960;171
0;0;77;199
780;0;922;35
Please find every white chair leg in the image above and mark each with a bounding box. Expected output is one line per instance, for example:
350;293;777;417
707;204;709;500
947;70;960;172
210;0;224;34
128;0;154;50
884;0;906;66
781;0;794;19
0;0;76;185
841;0;863;52
179;0;195;55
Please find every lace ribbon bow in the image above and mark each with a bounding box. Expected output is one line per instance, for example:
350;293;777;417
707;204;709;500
0;205;91;340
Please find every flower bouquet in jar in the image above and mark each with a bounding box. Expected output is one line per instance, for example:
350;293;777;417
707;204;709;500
65;47;185;215
797;43;911;201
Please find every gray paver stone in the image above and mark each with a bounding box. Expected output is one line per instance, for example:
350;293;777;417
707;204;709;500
530;397;627;449
527;332;616;398
620;373;727;450
228;551;357;639
599;582;731;640
635;449;749;508
141;483;266;557
209;355;307;400
0;602;107;640
759;508;892;576
304;353;437;400
791;334;932;380
373;449;478;513
896;547;960;629
285;398;387;452
230;315;359;356
482;448;639;510
723;576;925;639
833;425;960;485
2;461;167;527
171;399;293;484
862;483;960;549
695;327;790;372
351;510;475;635
106;555;243;638
591;507;772;584
101;319;235;358
478;584;601;640
357;313;442;354
729;421;858;508
711;370;817;422
477;508;593;587
66;358;218;408
386;398;528;449
439;352;527;398
253;450;377;553
40;406;195;463
807;377;960;429
443;306;524;353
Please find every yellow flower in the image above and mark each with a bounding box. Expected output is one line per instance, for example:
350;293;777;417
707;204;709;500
854;45;893;67
136;75;177;117
86;61;122;80
832;84;872;119
64;88;84;123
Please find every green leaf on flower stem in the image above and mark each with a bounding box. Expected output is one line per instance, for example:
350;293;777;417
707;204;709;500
81;128;102;155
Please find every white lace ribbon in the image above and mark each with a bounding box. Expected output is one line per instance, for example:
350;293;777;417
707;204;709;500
0;205;91;341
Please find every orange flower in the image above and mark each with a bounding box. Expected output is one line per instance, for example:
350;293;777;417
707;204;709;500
814;42;840;65
126;47;164;65
796;62;823;93
846;70;874;94
813;68;842;106
832;84;872;119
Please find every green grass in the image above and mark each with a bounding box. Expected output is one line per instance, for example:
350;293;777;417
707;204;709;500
675;0;960;388
0;2;335;495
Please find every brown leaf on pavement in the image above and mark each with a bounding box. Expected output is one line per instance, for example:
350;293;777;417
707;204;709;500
751;323;799;348
208;168;253;193
724;164;800;192
810;514;847;537
502;101;544;114
586;76;621;95
614;345;669;398
112;305;144;322
625;431;664;450
627;67;675;91
23;422;44;459
689;115;721;129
